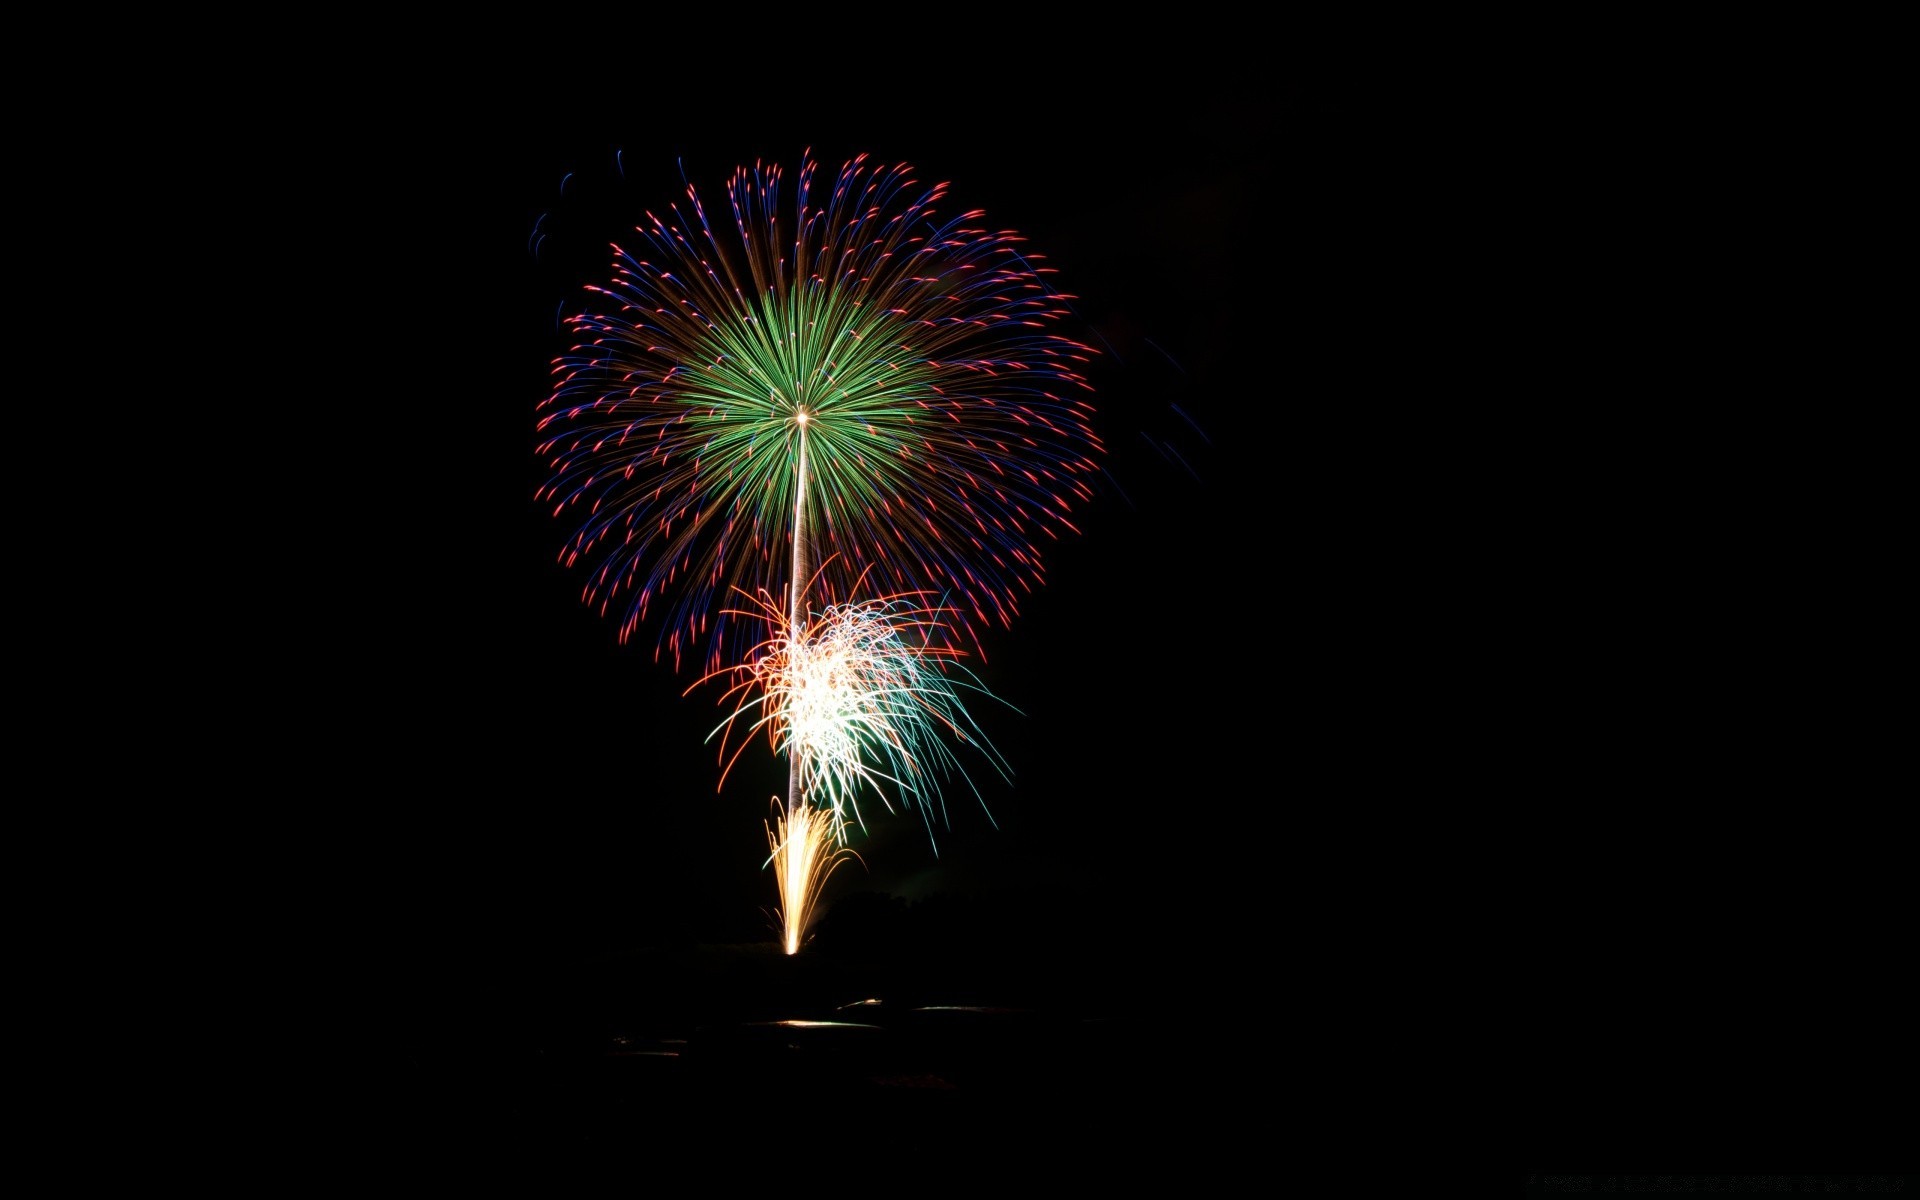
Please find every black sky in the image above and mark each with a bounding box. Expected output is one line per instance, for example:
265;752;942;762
331;74;1421;988
302;60;1911;1172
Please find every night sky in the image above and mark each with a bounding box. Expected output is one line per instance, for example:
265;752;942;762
345;79;1404;984
321;65;1900;1178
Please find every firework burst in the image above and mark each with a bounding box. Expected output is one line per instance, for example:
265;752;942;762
536;152;1103;673
696;576;1011;852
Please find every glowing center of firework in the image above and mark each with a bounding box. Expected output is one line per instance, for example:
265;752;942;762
795;409;809;425
784;634;868;768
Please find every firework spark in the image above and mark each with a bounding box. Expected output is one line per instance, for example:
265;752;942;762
536;152;1103;673
697;578;1012;851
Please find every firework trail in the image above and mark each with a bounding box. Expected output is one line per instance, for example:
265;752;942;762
536;152;1103;674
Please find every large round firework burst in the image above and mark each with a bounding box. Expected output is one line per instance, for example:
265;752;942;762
536;152;1103;672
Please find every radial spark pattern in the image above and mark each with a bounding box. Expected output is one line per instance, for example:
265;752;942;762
536;153;1102;671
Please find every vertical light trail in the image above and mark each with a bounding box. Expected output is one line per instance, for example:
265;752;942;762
780;412;810;952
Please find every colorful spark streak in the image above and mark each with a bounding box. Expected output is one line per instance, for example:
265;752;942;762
698;583;1011;851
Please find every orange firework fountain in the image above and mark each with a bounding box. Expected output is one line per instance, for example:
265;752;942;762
766;799;855;956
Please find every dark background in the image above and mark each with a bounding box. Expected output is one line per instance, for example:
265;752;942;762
323;72;1422;1172
305;63;1901;1177
346;85;1402;978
